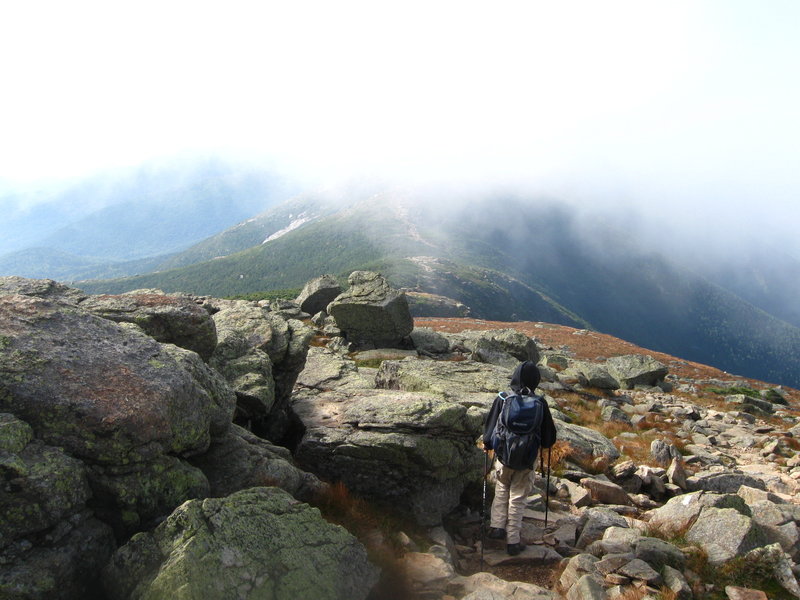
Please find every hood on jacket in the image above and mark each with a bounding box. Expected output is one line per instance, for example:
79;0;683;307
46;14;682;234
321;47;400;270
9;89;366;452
510;360;541;394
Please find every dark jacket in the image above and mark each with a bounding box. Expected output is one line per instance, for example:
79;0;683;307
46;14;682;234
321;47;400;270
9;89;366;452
483;361;557;454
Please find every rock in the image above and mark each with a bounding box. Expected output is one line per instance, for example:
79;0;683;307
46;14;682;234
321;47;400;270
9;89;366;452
560;361;619;390
576;508;629;549
558;553;600;590
0;276;86;304
662;565;693;600
634;537;686;570
295;274;342;316
605;355;668;389
555;421;621;464
0;294;223;464
450;572;556;600
88;455;210;535
187;424;324;502
294;388;482;526
617;558;662;585
211;302;313;441
645;491;751;536
666;457;689;489
581;478;631;506
686;507;769;565
327;271;414;349
566;574;607;600
102;487;379;600
399;551;455;594
725;587;769;600
650;439;680;465
0;510;116;600
471;329;539;369
375;358;510;401
725;394;775;415
410;327;451;355
0;415;91;544
601;405;631;424
80;291;218;361
687;470;767;494
743;544;800;599
295;346;373;392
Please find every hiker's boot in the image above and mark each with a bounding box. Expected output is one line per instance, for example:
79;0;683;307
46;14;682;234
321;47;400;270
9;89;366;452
487;527;506;540
507;542;526;556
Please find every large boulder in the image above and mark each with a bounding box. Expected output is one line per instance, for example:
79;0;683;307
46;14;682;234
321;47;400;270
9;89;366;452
441;329;539;369
605;355;668;389
0;293;234;534
210;301;313;442
293;387;483;526
0;276;87;304
0;294;229;465
559;361;619;390
295;274;342;316
80;291;218;361
327;271;414;349
102;487;379;600
555;421;620;463
686;506;769;564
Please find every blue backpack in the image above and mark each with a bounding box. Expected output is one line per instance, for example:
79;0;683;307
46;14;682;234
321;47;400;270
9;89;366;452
490;391;545;470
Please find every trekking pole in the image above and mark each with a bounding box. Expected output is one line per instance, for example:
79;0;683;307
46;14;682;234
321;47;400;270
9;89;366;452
544;447;551;528
480;450;489;572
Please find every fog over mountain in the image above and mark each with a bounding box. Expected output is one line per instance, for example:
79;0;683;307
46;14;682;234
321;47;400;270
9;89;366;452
2;2;799;387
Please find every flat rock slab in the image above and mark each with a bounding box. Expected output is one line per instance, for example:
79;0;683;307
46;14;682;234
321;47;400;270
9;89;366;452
483;545;563;566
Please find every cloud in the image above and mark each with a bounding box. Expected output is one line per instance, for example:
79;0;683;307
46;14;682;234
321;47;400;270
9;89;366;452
1;1;798;256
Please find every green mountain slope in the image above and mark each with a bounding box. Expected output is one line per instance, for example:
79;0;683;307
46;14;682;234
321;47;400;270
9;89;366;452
77;190;800;388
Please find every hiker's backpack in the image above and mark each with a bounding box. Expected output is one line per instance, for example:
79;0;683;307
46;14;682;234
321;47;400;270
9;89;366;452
490;391;545;470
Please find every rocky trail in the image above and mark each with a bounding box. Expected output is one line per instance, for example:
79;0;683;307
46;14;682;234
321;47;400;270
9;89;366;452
2;272;800;600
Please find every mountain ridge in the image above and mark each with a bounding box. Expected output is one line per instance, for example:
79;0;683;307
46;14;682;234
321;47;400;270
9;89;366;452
73;190;800;388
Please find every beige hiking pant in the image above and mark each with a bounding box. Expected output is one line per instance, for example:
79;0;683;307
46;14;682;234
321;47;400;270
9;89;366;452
489;462;533;544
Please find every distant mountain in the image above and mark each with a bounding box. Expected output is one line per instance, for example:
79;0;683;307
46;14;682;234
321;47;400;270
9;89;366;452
77;189;800;388
0;158;295;277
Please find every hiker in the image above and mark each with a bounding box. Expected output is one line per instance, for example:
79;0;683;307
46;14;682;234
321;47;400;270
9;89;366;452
482;360;557;556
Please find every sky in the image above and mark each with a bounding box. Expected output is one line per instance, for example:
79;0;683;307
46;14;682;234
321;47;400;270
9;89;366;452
1;0;799;252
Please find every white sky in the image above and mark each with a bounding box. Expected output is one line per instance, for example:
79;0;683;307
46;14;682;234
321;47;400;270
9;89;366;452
1;0;799;242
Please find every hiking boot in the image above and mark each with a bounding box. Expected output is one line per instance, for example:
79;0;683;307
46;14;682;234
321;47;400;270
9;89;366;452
507;542;526;556
487;527;506;540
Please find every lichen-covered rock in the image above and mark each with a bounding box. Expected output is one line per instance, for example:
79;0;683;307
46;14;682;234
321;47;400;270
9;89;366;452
295;274;341;316
80;292;218;361
410;327;451;355
188;424;324;502
295;346;373;392
211;302;313;441
327;271;414;349
605;355;668;389
88;456;209;535
0;413;116;600
686;506;769;564
0;510;116;600
0;276;87;304
102;487;379;600
375;358;509;401
0;295;219;464
0;415;91;545
559;361;619;389
555;421;620;463
294;388;483;526
159;344;236;437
